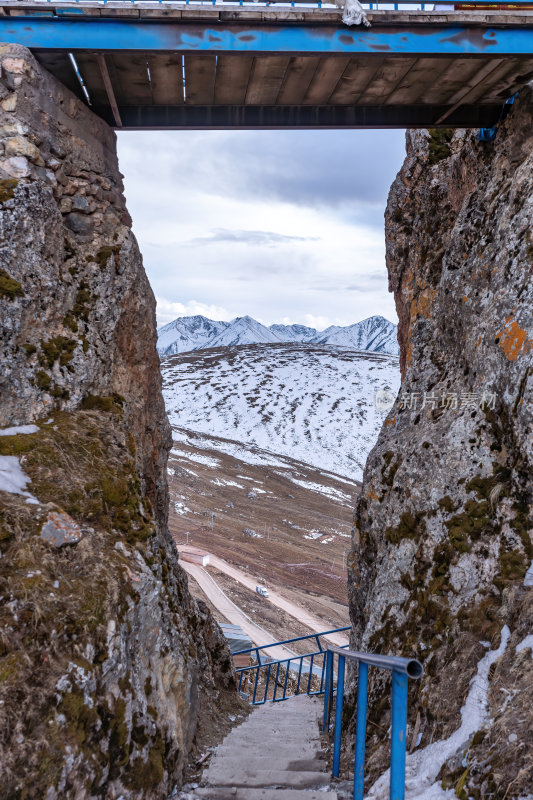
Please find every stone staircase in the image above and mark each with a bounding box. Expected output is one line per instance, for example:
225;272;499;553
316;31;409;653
193;695;337;800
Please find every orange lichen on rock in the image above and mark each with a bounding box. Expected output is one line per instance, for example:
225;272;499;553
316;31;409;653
497;317;529;361
410;287;437;321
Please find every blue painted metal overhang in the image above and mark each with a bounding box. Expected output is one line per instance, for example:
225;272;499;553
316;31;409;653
1;16;533;56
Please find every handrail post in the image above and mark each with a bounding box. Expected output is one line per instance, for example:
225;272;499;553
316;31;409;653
283;659;291;699
252;665;260;705
306;654;315;694
332;654;345;778
390;669;408;800
353;661;368;800
322;650;333;733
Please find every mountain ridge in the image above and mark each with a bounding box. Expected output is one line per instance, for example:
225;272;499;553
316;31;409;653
161;342;400;481
157;313;399;356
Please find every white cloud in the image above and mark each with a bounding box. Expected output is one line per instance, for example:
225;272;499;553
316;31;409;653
117;129;406;329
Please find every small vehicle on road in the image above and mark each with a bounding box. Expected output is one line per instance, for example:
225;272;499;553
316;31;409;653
255;585;269;598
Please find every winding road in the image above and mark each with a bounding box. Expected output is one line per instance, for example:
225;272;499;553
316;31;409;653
180;560;303;662
178;547;349;653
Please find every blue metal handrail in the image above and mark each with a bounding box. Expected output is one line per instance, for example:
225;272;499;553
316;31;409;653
323;645;423;800
233;625;350;663
234;626;350;705
236;647;326;704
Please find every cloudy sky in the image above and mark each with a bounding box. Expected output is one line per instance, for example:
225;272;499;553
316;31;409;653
117;129;406;330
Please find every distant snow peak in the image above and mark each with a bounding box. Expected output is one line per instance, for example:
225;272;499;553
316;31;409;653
157;313;399;356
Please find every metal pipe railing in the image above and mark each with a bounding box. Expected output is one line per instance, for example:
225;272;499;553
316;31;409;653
234;627;350;706
232;625;350;661
323;644;423;800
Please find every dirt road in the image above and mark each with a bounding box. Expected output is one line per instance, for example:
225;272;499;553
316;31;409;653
178;548;349;648
180;560;305;662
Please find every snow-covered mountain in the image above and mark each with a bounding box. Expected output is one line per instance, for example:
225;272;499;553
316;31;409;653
157;314;399;356
156;315;228;356
161;343;400;481
313;316;399;353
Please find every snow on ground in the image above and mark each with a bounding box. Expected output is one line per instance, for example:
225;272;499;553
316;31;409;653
367;627;511;800
170;448;221;468
286;478;352;505
210;478;245;489
0;424;39;437
516;635;533;659
162;343;400;481
0;455;39;504
172;428;292;469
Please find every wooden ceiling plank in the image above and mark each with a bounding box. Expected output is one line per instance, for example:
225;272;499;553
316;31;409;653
303;56;351;105
104;56;128;107
358;57;417;105
329;58;385;106
111;53;153;105
277;56;320;106
149;54;183;105
97;55;122;126
214;55;254;105
245;56;290;105
184;55;217;105
479;59;533;104
386;57;456;105
435;59;506;124
464;58;533;104
417;59;486;105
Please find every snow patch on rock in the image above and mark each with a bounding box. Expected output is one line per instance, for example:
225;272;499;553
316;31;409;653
0;424;39;436
367;627;511;800
0;454;39;504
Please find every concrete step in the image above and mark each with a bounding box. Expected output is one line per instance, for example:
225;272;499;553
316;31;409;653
195;789;337;800
213;744;323;758
202;768;330;788
207;757;326;775
198;696;334;798
220;727;321;739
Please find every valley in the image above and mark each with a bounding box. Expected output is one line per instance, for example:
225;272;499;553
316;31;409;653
167;425;354;644
162;341;400;647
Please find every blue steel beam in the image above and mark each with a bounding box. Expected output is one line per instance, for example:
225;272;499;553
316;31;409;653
0;17;533;56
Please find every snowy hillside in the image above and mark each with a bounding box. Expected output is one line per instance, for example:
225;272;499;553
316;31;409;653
157;314;399;356
161;342;400;481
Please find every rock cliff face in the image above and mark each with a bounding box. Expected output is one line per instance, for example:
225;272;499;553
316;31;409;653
0;45;235;798
348;94;533;796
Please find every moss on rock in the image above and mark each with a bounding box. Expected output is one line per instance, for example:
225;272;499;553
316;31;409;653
0;178;18;203
427;129;454;165
0;268;24;299
385;510;426;544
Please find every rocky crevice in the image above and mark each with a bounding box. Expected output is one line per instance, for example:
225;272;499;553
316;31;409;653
348;93;532;797
0;44;236;799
